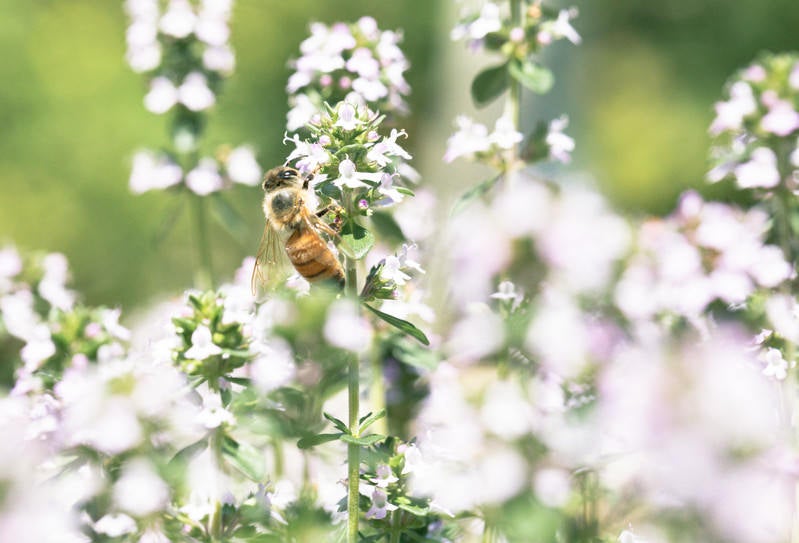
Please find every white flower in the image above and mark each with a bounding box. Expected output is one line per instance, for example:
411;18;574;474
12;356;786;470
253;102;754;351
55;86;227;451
352;77;389;101
380;256;411;286
443;116;491;162
185;324;222;359
332;159;382;189
324;300;373;352
20;325;56;370
710;81;757;134
196;394;235;428
94;513;137;537
179;72;216;111
550;8;582;44
376;173;404;204
489;114;523;149
374;464;398;488
734;147;780;189
534;468;572;508
0;247;22;279
129;150;183;193
490;280;523;309
126;42;161;72
287;94;317;131
464;2;502;40
160;0;196;38
102;308;132;341
144;76;178;114
761;100;799;136
367;129;411;167
760;347;788;380
334;102;360;130
249;339;296;392
114;459;170;516
365;488;396;519
0;290;39;339
346;48;380;79
195;12;230;46
226;146;262;186
546;115;575;163
203;44;235;74
186;158;224;195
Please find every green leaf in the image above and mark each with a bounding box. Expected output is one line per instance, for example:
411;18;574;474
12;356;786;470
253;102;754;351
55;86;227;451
370;211;406;244
395;186;416;197
394;495;431;517
358;409;386;434
323;412;350;434
451;174;502;215
225;376;253;386
340;433;386;446
509;59;554;94
397;502;430;516
221;435;265;482
339;220;375;260
209;194;250;245
471;63;509;107
220;387;232;407
392;337;439;370
363;304;430;345
169;438;207;466
297;433;344;449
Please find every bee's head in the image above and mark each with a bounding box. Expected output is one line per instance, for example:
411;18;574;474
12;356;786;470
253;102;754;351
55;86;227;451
263;166;302;191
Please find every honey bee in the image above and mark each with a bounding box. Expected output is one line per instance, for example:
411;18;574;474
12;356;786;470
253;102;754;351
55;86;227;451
251;166;345;293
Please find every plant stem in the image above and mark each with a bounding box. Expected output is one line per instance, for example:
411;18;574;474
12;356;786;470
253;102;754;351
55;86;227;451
193;195;215;290
389;509;402;543
505;0;525;185
345;253;360;543
208;429;224;542
369;337;388;435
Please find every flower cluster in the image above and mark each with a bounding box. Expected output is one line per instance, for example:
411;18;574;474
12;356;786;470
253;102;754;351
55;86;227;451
452;2;580;52
286;17;411;131
358;439;447;534
129;144;262;195
125;0;235;99
171;289;254;388
360;244;425;302
708;53;799;190
284;101;414;215
126;0;263;211
0;247;132;394
615;190;792;324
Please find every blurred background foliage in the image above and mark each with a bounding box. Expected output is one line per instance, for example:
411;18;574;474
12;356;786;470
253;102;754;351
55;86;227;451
0;0;797;310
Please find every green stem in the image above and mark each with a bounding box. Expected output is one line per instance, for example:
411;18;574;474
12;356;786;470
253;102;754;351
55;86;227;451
272;438;284;479
369;337;388;435
389;509;402;543
208;429;224;541
505;0;525;184
193;195;215;290
345;252;360;543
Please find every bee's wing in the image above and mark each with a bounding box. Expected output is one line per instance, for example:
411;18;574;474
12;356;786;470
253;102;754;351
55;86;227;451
251;221;291;295
301;205;340;239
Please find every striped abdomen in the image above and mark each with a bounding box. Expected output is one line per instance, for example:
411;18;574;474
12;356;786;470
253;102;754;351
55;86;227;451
285;226;345;287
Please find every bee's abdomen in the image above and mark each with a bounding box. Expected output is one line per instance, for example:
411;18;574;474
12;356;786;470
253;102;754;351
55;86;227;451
285;228;345;287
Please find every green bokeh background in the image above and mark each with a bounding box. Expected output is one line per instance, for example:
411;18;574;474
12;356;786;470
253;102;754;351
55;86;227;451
1;0;797;310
